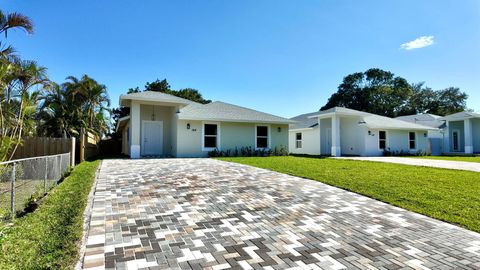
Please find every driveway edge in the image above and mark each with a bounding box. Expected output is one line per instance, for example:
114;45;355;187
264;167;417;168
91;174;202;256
75;160;102;270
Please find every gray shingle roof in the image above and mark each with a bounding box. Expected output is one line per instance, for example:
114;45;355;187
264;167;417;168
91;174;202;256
440;111;480;120
120;91;197;106
293;107;436;131
361;114;436;130
395;114;446;128
289;112;320;130
177;101;295;124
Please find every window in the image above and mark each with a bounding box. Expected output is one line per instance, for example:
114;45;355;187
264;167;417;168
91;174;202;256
295;132;302;148
379;131;386;150
256;125;269;149
409;132;416;149
203;124;218;148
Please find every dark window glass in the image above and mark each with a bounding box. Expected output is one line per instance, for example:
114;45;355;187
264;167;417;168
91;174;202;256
204;124;217;136
296;133;302;140
409;140;415;149
409;132;415;149
379;131;386;140
257;137;268;148
296;141;302;148
257;126;268;137
204;136;216;148
379;140;386;150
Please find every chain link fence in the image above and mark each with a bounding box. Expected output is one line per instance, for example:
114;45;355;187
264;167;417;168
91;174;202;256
0;153;71;219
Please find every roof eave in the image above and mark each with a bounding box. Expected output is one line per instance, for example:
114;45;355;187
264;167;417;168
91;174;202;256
177;116;295;125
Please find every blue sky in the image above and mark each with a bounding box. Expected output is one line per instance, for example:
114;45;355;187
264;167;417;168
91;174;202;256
3;0;480;118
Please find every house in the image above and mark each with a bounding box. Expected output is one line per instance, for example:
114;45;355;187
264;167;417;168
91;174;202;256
116;91;294;158
289;107;436;156
440;111;480;154
395;113;446;155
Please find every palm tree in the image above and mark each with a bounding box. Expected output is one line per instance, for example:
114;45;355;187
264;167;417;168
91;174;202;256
38;75;111;139
64;75;111;136
0;60;49;160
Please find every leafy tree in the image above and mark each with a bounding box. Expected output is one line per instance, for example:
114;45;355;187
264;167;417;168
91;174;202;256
145;79;170;92
0;10;51;161
321;68;468;117
38;75;111;139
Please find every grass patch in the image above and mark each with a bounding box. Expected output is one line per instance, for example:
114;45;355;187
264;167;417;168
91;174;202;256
409;155;480;163
0;160;100;270
218;156;480;232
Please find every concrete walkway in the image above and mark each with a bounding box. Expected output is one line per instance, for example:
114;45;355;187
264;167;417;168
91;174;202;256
81;159;480;270
334;156;480;172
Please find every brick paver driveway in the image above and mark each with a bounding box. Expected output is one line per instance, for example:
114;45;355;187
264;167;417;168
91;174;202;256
82;159;480;270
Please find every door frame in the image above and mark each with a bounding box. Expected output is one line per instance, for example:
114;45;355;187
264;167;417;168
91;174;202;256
141;120;164;156
452;129;460;152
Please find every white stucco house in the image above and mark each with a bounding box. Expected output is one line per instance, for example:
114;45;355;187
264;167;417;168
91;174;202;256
116;91;294;158
395;113;446;155
440;111;480;154
289;107;436;156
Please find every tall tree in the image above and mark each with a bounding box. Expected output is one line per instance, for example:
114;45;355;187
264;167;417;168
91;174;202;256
321;68;468;117
38;75;111;139
0;10;47;161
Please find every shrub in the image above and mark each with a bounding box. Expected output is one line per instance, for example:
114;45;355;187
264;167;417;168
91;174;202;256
208;145;289;158
0;160;100;270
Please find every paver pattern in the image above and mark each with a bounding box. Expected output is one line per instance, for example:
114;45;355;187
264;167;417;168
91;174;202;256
83;159;480;270
334;156;480;172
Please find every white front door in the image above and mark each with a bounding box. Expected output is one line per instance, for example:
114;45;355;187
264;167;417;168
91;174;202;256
325;128;332;155
142;121;163;156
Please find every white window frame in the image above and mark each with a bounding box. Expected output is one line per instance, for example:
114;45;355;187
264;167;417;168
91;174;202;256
202;122;221;151
255;124;271;150
378;130;387;150
295;132;302;149
408;132;416;150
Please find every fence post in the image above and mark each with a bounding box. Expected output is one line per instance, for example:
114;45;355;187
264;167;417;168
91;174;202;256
70;137;76;166
44;156;48;193
10;162;16;216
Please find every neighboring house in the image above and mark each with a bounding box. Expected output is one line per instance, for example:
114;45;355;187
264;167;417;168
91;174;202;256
395;113;446;155
440;111;480;154
289;107;435;156
116;91;294;158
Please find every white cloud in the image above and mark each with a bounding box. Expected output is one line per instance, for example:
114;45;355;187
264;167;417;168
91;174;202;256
400;36;434;50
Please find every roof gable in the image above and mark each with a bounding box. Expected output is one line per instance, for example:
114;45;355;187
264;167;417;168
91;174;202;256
119;91;197;106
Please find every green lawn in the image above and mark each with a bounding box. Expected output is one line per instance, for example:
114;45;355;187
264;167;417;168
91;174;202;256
218;156;480;232
409;155;480;163
0;160;100;270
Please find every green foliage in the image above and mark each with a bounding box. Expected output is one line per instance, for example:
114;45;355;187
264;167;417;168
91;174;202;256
321;68;468;117
0;160;100;270
144;78;211;104
382;148;429;157
219;156;480;232
208;146;288;157
37;76;111;138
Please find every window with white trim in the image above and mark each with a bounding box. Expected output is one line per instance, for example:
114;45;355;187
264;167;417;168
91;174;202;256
295;132;302;148
256;126;269;149
203;124;218;148
379;131;386;150
409;132;416;149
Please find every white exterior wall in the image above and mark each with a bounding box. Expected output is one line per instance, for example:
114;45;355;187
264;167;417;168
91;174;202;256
363;129;429;156
289;128;320;155
176;120;290;158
